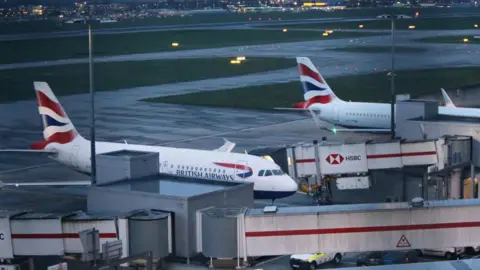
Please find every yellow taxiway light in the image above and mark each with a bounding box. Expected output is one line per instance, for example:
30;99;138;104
230;60;241;64
283;28;288;32
358;24;364;28
475;24;478;28
464;38;469;43
171;42;179;47
322;32;329;36
408;25;416;29
236;56;246;61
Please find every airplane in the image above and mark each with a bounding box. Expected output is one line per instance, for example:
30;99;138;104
0;82;298;201
441;88;456;108
275;57;480;133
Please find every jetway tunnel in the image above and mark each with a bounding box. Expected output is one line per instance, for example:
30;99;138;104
197;199;480;263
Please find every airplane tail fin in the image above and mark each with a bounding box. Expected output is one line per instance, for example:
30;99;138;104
441;88;456;108
293;57;341;109
31;81;82;150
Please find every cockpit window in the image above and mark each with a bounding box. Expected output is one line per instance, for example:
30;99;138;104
264;170;273;176
272;169;284;175
258;170;265;176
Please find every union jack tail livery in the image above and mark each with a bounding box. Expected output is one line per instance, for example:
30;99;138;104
32;81;80;150
295;57;339;108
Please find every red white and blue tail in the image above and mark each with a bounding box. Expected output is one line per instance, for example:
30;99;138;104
296;57;340;106
31;81;80;149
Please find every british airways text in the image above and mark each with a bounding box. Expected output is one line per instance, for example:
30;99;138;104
176;170;235;181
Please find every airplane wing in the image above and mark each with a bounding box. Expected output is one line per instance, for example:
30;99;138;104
0;149;56;154
0;180;91;188
214;138;236;152
441;88;456;108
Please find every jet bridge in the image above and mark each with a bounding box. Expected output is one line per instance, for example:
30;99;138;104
197;199;480;262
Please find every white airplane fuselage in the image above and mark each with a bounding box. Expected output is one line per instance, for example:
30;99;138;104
47;136;298;200
310;100;480;129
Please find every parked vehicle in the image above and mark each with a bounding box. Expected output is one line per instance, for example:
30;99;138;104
289;252;345;270
356;250;419;266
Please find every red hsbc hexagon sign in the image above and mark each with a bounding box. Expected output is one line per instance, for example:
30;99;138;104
326;154;344;165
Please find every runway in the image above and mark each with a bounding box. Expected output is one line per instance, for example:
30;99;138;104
2;28;479;71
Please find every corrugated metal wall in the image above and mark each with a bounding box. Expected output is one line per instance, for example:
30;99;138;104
129;215;170;259
186;183;254;258
201;208;241;258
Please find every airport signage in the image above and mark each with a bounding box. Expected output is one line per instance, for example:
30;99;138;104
320;143;368;175
0;219;13;259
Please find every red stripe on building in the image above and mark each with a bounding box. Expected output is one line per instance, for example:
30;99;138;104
367;151;436;159
295;151;437;163
245;221;480;237
12;233;117;239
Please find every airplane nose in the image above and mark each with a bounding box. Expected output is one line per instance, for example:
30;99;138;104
285;176;298;192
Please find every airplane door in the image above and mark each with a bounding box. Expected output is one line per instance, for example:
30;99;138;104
235;161;249;180
70;145;80;169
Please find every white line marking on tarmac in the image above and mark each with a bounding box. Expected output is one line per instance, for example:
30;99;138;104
0;162;54;174
254;255;287;267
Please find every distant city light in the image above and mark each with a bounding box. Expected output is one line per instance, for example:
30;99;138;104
283;28;288;32
323;32;329;36
475;24;478;28
236;56;246;61
171;42;179;47
464;38;469;43
230;60;241;64
358;24;364;28
327;30;333;34
408;25;416;29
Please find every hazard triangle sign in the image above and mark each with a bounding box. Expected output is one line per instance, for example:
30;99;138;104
396;235;411;248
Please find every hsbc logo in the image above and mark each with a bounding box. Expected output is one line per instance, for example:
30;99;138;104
325;154;361;165
326;154;344;164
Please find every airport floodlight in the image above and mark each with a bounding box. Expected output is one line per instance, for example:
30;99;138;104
282;28;288;32
464;38;469;43
358;24;364;28
408;25;415;29
171;42;179;47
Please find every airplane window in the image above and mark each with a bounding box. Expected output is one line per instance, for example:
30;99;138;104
223;169;226;173
214;169;216;172
171;165;173;168
258;170;265;176
182;166;184;169
272;169;283;175
209;168;212;172
265;170;273;176
195;167;198;170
